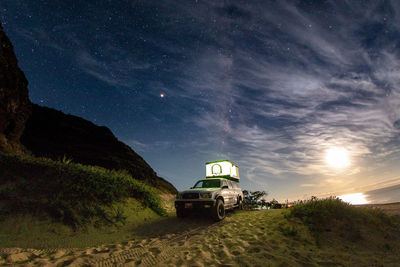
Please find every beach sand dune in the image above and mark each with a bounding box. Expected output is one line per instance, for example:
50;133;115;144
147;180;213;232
1;203;399;266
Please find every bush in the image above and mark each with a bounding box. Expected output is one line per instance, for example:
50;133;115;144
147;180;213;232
279;223;298;237
288;197;397;242
0;152;165;228
242;190;268;210
290;197;351;231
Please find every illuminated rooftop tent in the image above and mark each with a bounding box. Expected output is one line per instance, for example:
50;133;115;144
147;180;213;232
205;160;240;182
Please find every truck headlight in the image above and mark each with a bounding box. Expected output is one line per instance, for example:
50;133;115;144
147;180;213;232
200;192;212;199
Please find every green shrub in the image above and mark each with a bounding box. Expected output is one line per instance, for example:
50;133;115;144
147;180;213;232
279;223;298;237
288;197;396;242
0;152;165;228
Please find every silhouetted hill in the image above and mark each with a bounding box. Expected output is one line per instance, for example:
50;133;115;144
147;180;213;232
21;104;177;194
0;21;176;195
0;23;31;151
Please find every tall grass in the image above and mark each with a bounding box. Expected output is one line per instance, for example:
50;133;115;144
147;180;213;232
0;152;165;228
288;197;398;243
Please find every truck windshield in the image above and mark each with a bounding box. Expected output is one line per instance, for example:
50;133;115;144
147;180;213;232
193;179;221;188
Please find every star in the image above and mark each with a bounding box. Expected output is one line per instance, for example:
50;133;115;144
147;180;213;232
3;0;400;203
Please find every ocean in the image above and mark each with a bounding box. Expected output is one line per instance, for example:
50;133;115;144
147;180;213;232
363;183;400;204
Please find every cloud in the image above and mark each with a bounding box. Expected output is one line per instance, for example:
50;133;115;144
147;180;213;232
77;47;151;88
6;0;400;199
35;0;400;196
15;27;64;51
301;184;316;187
162;1;400;194
126;139;148;152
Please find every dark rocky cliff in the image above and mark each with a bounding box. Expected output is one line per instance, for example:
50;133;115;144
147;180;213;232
0;22;176;194
21;104;177;194
0;23;31;150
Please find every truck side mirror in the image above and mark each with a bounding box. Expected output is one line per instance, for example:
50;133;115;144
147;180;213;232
222;185;228;189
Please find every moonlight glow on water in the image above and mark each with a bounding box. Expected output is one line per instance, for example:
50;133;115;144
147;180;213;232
338;193;368;205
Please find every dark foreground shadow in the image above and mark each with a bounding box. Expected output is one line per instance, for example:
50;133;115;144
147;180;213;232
131;210;233;238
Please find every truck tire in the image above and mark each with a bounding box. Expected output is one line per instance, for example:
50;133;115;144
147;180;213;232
176;207;186;218
212;199;225;221
237;197;243;210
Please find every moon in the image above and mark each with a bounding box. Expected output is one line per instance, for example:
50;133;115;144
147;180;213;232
325;147;350;169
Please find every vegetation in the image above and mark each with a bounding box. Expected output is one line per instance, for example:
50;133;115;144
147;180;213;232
0;199;160;248
288;197;400;245
1;149;399;266
269;198;282;209
242;190;268;209
0;133;27;154
0;152;165;229
1;198;400;265
147;208;400;266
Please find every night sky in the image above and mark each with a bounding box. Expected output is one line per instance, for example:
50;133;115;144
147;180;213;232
2;1;400;201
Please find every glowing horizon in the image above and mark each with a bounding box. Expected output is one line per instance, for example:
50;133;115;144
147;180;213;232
338;193;368;205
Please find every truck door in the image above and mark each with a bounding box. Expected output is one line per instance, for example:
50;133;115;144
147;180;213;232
231;181;239;203
221;180;231;204
227;180;235;205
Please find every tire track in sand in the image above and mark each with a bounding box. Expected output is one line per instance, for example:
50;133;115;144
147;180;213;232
92;220;225;267
0;247;78;255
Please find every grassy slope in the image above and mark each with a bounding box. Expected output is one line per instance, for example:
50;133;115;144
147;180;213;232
0;152;168;247
289;198;400;247
144;200;400;266
158;208;400;266
1;155;399;266
2;207;399;265
0;199;160;248
0;196;399;266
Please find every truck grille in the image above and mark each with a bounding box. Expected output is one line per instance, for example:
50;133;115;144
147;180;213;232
182;193;199;199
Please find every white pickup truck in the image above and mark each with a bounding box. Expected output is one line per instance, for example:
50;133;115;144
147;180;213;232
175;160;243;221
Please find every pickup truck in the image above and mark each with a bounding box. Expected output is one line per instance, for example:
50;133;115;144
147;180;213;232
175;177;244;221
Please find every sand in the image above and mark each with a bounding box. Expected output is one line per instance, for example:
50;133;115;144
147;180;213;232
0;214;262;266
0;222;224;266
1;203;399;266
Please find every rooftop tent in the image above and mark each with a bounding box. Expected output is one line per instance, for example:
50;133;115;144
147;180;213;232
205;160;240;182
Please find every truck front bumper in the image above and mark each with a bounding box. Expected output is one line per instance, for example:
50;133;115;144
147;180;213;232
175;199;216;209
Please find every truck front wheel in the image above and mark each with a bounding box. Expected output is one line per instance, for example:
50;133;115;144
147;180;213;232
212;199;225;221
